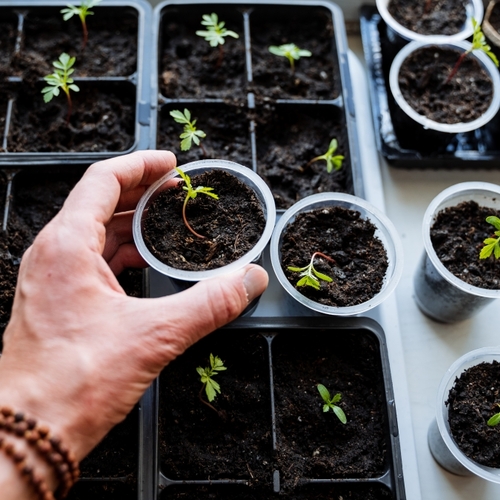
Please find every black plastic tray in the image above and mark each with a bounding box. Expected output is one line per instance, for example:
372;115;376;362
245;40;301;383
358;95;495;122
360;5;500;169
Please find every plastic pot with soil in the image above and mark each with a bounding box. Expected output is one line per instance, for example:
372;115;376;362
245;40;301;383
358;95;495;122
414;182;500;323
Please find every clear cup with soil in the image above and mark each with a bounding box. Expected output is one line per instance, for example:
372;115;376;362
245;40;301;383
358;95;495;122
269;193;403;316
428;346;500;481
414;182;500;323
483;0;500;61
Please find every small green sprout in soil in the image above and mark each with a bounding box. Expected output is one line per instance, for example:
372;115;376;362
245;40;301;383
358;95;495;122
268;43;312;73
197;354;227;412
287;251;336;290
61;0;102;49
170;109;207;156
176;167;219;239
307;138;344;173
480;215;500;260
317;384;347;424
487;404;500;427
196;13;239;67
42;52;80;125
444;18;499;85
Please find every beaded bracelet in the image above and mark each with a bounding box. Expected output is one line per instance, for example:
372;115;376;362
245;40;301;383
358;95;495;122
0;407;80;499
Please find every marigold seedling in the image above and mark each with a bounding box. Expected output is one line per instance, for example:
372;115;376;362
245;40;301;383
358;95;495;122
268;43;312;73
176;167;218;239
479;215;500;260
42;52;80;125
317;384;347;424
61;0;101;49
170;109;207;156
288;251;336;290
197;353;227;404
444;18;499;85
487;404;500;427
307;138;344;173
196;13;239;67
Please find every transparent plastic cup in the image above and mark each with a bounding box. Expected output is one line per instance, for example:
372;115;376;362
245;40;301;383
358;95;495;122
428;347;500;480
269;193;403;316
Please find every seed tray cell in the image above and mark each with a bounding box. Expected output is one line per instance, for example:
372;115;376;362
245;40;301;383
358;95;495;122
67;481;138;500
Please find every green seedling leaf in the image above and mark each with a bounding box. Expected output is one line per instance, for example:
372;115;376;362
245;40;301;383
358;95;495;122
287;251;336;290
61;0;101;48
196;12;239;47
170;109;206;152
317;384;347;424
307;138;344;173
471;18;499;66
488;404;500;427
197;354;226;403
268;43;312;72
479;215;500;260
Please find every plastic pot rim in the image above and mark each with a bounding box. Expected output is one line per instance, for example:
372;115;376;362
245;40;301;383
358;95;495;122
132;159;276;281
269;192;403;316
389;40;500;133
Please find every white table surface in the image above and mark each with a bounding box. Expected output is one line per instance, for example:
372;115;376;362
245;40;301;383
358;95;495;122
349;36;500;500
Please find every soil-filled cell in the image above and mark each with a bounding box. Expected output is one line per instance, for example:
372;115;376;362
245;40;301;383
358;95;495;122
158;330;272;483
0;11;18;74
67;481;137;500
0;95;8;149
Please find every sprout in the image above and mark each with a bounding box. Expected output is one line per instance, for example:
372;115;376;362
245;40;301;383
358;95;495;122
197;353;227;403
317;384;347;424
170;109;207;155
487;404;500;427
61;0;102;49
307;138;344;173
479;215;500;260
287;252;336;290
268;43;312;73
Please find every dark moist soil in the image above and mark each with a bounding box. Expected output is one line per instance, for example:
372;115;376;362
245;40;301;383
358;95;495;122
158;330;272;483
117;268;143;298
8;84;135;153
255;106;351;209
490;2;500;32
281;207;388;307
447;361;500;468
273;331;388;487
143;170;266;271
158;105;252;167
13;7;137;80
0;96;7;149
66;481;137;500
431;201;500;289
398;46;493;124
0;13;17;74
159;7;246;102
249;6;339;101
387;0;467;35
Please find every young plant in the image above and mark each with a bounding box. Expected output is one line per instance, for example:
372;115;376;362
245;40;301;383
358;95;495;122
169;109;207;156
197;353;227;410
307;138;344;173
479;215;500;260
176;167;218;239
42;52;80;125
61;0;102;49
444;18;499;85
196;13;239;67
268;43;312;73
287;252;336;290
317;384;347;424
487;404;500;427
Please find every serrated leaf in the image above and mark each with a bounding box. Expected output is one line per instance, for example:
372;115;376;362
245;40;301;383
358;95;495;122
192;135;200;146
331;393;341;404
196;366;205;377
205;381;216;402
495;243;500;259
180;136;193;151
312;268;333;283
317;384;330;403
480;244;494;259
333;406;347;424
486;216;500;230
194;129;206;138
43;90;55;103
323;404;330;412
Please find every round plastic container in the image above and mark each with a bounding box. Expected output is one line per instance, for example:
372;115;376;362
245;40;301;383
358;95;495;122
269;193;403;316
133;159;276;280
376;0;483;43
414;182;500;323
389;40;500;134
428;347;500;480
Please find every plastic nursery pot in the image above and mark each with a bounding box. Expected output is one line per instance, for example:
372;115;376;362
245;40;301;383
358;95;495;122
414;182;500;323
375;0;483;43
389;40;500;137
483;1;500;53
428;347;500;480
132;159;276;282
269;193;403;316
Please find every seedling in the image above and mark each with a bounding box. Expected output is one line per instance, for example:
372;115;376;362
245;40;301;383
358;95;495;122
197;354;227;413
268;43;312;73
287;251;336;290
196;13;239;67
42;52;80;125
479;215;500;260
317;384;347;424
444;18;499;85
61;0;102;49
176;167;218;239
307;138;344;173
487;404;500;427
170;109;207;156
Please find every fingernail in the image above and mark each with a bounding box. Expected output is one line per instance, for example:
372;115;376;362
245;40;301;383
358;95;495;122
243;266;268;303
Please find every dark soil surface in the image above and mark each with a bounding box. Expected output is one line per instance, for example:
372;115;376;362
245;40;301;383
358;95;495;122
0;96;7;148
255;106;351;209
280;207;388;307
273;331;388;486
447;360;500;468
8;83;135;153
0;13;17;73
143;170;266;271
158;330;272;483
249;6;339;101
14;7;137;79
158;105;252;167
67;481;137;500
430;201;500;289
398;46;493;124
387;0;467;35
159;6;246;101
490;2;500;32
117;268;143;298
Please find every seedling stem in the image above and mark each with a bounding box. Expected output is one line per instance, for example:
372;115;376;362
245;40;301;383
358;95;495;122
61;0;101;49
268;43;312;74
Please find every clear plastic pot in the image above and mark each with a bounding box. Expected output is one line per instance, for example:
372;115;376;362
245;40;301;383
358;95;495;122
269;193;403;316
132;159;276;280
414;182;500;323
428;347;500;480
